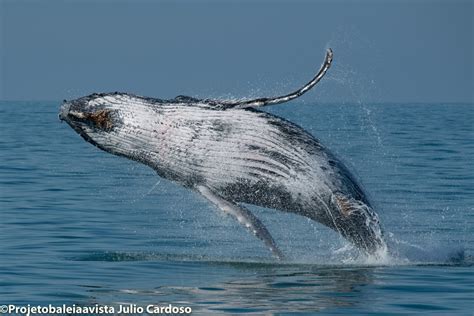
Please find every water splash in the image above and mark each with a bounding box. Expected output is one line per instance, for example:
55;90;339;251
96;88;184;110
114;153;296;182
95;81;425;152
324;232;468;267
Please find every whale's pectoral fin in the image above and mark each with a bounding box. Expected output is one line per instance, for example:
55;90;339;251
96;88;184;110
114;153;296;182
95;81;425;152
196;185;284;260
174;49;332;110
215;48;333;110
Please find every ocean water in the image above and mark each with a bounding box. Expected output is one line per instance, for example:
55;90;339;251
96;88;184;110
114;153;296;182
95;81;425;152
0;101;472;315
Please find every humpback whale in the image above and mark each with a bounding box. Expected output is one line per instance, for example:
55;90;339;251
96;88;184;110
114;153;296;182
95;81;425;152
59;49;386;259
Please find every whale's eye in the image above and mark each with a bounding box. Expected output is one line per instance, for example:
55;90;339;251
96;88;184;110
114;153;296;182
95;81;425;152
86;110;113;130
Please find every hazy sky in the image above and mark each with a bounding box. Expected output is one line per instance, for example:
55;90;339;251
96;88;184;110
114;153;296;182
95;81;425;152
1;0;472;103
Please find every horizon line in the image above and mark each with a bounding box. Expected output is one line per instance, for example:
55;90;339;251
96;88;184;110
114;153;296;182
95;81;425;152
0;99;472;105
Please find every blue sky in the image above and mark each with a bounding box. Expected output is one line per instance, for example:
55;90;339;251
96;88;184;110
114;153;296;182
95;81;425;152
0;0;472;103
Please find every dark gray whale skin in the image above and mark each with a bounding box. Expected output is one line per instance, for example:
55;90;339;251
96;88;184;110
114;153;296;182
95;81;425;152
59;49;386;258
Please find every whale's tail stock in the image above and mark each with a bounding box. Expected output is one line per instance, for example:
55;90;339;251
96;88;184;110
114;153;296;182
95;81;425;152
323;194;387;257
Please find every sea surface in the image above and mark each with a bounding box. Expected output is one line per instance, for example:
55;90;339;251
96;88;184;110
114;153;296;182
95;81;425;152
0;101;473;315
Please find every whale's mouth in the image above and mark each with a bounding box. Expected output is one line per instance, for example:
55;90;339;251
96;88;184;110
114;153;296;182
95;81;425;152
67;109;113;131
60;102;113;131
59;102;104;147
58;102;71;122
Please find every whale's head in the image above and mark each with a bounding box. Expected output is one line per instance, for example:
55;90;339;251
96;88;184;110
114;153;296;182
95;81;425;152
59;93;162;162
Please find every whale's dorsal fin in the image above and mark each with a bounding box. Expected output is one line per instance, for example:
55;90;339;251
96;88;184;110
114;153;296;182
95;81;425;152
218;48;333;110
174;95;202;103
196;185;284;260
